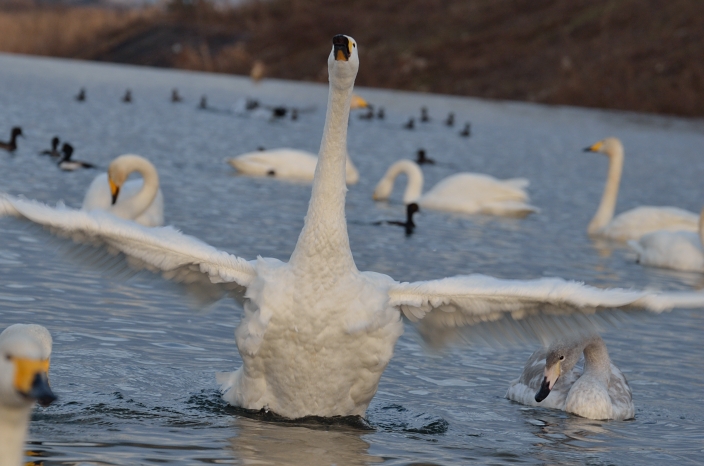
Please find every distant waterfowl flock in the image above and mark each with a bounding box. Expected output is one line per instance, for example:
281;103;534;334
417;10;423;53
0;34;703;463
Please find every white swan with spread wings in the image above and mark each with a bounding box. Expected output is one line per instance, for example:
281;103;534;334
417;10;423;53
2;36;704;420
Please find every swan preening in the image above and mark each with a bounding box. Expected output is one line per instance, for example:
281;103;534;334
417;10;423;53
585;137;698;241
82;154;164;227
628;207;704;272
2;36;704;420
507;335;634;420
372;159;538;217
0;324;56;466
228;148;360;185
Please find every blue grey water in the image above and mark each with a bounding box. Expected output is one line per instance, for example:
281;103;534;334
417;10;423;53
0;53;703;465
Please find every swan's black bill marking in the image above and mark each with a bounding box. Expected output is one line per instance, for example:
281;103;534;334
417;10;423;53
534;376;551;402
333;35;350;61
25;373;57;407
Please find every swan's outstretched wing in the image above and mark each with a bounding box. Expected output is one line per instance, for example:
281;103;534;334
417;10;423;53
0;195;256;298
388;274;704;346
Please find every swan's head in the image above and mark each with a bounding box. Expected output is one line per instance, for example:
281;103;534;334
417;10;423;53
11;127;23;138
0;325;55;409
534;339;582;403
328;35;359;89
51;136;59;149
108;154;156;205
583;137;623;157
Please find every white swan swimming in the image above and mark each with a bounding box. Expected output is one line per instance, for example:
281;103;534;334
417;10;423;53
628;207;704;272
228;148;360;185
585;137;698;241
0;324;56;466
506;335;634;420
372;159;538;216
82;154;164;227
1;36;704;420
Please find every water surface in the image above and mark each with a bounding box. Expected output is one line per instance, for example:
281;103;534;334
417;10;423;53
1;53;703;465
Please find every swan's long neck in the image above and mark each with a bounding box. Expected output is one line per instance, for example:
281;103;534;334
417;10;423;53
0;405;30;466
588;147;624;235
110;157;159;220
289;76;356;277
389;160;424;204
581;336;611;383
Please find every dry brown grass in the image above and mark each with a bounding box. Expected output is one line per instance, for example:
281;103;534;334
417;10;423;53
0;6;155;57
1;0;703;116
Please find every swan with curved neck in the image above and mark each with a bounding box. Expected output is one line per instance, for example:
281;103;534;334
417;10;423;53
0;324;56;466
228;148;359;185
507;335;634;420
629;206;704;272
585;137;697;240
373;159;537;217
82;154;164;227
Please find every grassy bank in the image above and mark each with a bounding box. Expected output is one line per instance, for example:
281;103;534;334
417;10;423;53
1;0;703;117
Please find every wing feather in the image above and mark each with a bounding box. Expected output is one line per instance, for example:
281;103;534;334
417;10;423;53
388;274;704;346
0;194;256;291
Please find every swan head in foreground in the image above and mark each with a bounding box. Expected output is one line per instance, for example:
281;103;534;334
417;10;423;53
584;137;623;157
0;324;55;466
329;34;359;86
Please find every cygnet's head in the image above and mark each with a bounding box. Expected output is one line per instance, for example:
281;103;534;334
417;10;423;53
328;35;359;89
534;339;582;403
583;137;623;157
0;325;55;409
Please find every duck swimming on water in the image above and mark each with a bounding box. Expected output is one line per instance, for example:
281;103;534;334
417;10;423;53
40;137;61;157
0;127;23;153
57;143;95;171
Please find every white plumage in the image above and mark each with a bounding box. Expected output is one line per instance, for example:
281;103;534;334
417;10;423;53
507;335;634;420
628;208;704;272
585;137;697;240
228;148;359;185
0;324;55;466
82;154;164;227
1;36;704;419
372;159;537;216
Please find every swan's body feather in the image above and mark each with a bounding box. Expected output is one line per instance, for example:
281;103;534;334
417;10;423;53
228;148;359;185
629;230;704;272
1;37;703;419
373;160;537;216
83;173;164;227
597;206;698;241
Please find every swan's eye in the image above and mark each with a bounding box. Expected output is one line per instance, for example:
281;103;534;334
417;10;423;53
559;355;565;361
353;43;356;48
5;354;11;361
